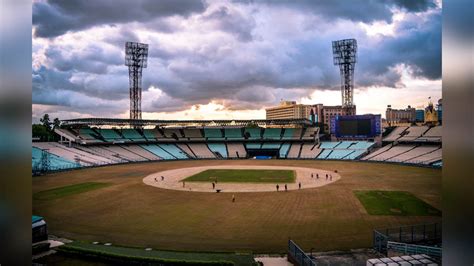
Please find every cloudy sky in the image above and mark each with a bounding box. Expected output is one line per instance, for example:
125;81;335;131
32;0;441;122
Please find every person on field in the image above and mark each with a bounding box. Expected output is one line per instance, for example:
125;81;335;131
154;177;157;182
232;194;235;203
330;175;333;181
298;182;301;189
316;173;319;179
276;184;279;191
311;173;313;178
161;176;164;181
326;174;328;180
285;184;287;191
182;181;185;187
212;182;215;189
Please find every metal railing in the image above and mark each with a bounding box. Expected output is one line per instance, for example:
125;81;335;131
387;241;442;258
288;240;316;266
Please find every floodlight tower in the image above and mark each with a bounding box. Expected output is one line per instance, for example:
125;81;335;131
125;42;148;120
332;39;357;107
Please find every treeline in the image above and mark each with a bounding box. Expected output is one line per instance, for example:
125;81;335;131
32;114;61;142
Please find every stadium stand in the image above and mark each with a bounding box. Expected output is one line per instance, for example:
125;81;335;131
207;143;228;158
398;126;429;141
281;128;303;140
226;143;247;158
76;128;103;143
224;128;244;140
204;128;225;140
335;141;354;149
301;127;318;140
281;128;294;140
279;143;291;158
176;143;197;158
97;129;125;141
261;143;282;149
187;143;216;159
368;145;416;161
162;128;183;139
33;142;93;166
344;149;368;160
299;143;321;158
263;128;282;140
361;144;393;160
121;129;146;141
141;144;173;160
120;145;161;160
183;128;205;140
416;126;442;142
158;144;189;159
319;142;340;149
143;129;167;141
386;146;440;163
317;149;332;159
244;128;262;140
101;145;149;161
287;143;302;158
32;147;81;171
246;143;262;149
405;148;442;164
383;126;408;142
325;149;355;160
350;141;375;150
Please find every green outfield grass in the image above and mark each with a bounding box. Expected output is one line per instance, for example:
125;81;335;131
354;190;441;216
34;182;111;200
183;169;295;183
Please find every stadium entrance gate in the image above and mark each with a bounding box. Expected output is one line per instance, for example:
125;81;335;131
247;149;279;158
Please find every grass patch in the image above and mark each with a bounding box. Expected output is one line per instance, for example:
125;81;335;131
354;190;441;216
58;241;256;266
34;182;111;200
183;169;295;183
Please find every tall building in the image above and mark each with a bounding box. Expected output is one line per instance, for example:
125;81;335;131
321;105;356;132
265;101;312;120
385;105;416;125
424;101;438;125
265;100;356;132
415;109;425;122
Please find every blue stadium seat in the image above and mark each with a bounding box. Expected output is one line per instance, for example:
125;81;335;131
207;143;228;158
279;143;291;158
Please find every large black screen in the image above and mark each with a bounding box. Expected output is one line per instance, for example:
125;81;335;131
337;119;372;136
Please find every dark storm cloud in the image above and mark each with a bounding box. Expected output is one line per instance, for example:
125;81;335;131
33;0;206;38
32;1;441;117
245;0;436;23
203;4;256;42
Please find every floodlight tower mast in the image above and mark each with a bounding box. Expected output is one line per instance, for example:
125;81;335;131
125;42;148;120
332;39;357;107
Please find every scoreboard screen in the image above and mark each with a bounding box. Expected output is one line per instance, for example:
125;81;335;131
338;119;372;136
331;115;381;138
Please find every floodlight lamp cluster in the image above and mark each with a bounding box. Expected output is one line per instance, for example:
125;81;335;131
125;42;149;68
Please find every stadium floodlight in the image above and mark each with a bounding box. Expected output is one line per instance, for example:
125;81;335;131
125;42;148;120
332;39;357;107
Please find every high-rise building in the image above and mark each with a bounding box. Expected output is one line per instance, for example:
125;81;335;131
265;101;312;120
265;100;356;132
385;105;416;125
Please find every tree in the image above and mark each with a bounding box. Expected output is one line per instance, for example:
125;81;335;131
53;118;61;129
40;113;51;131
